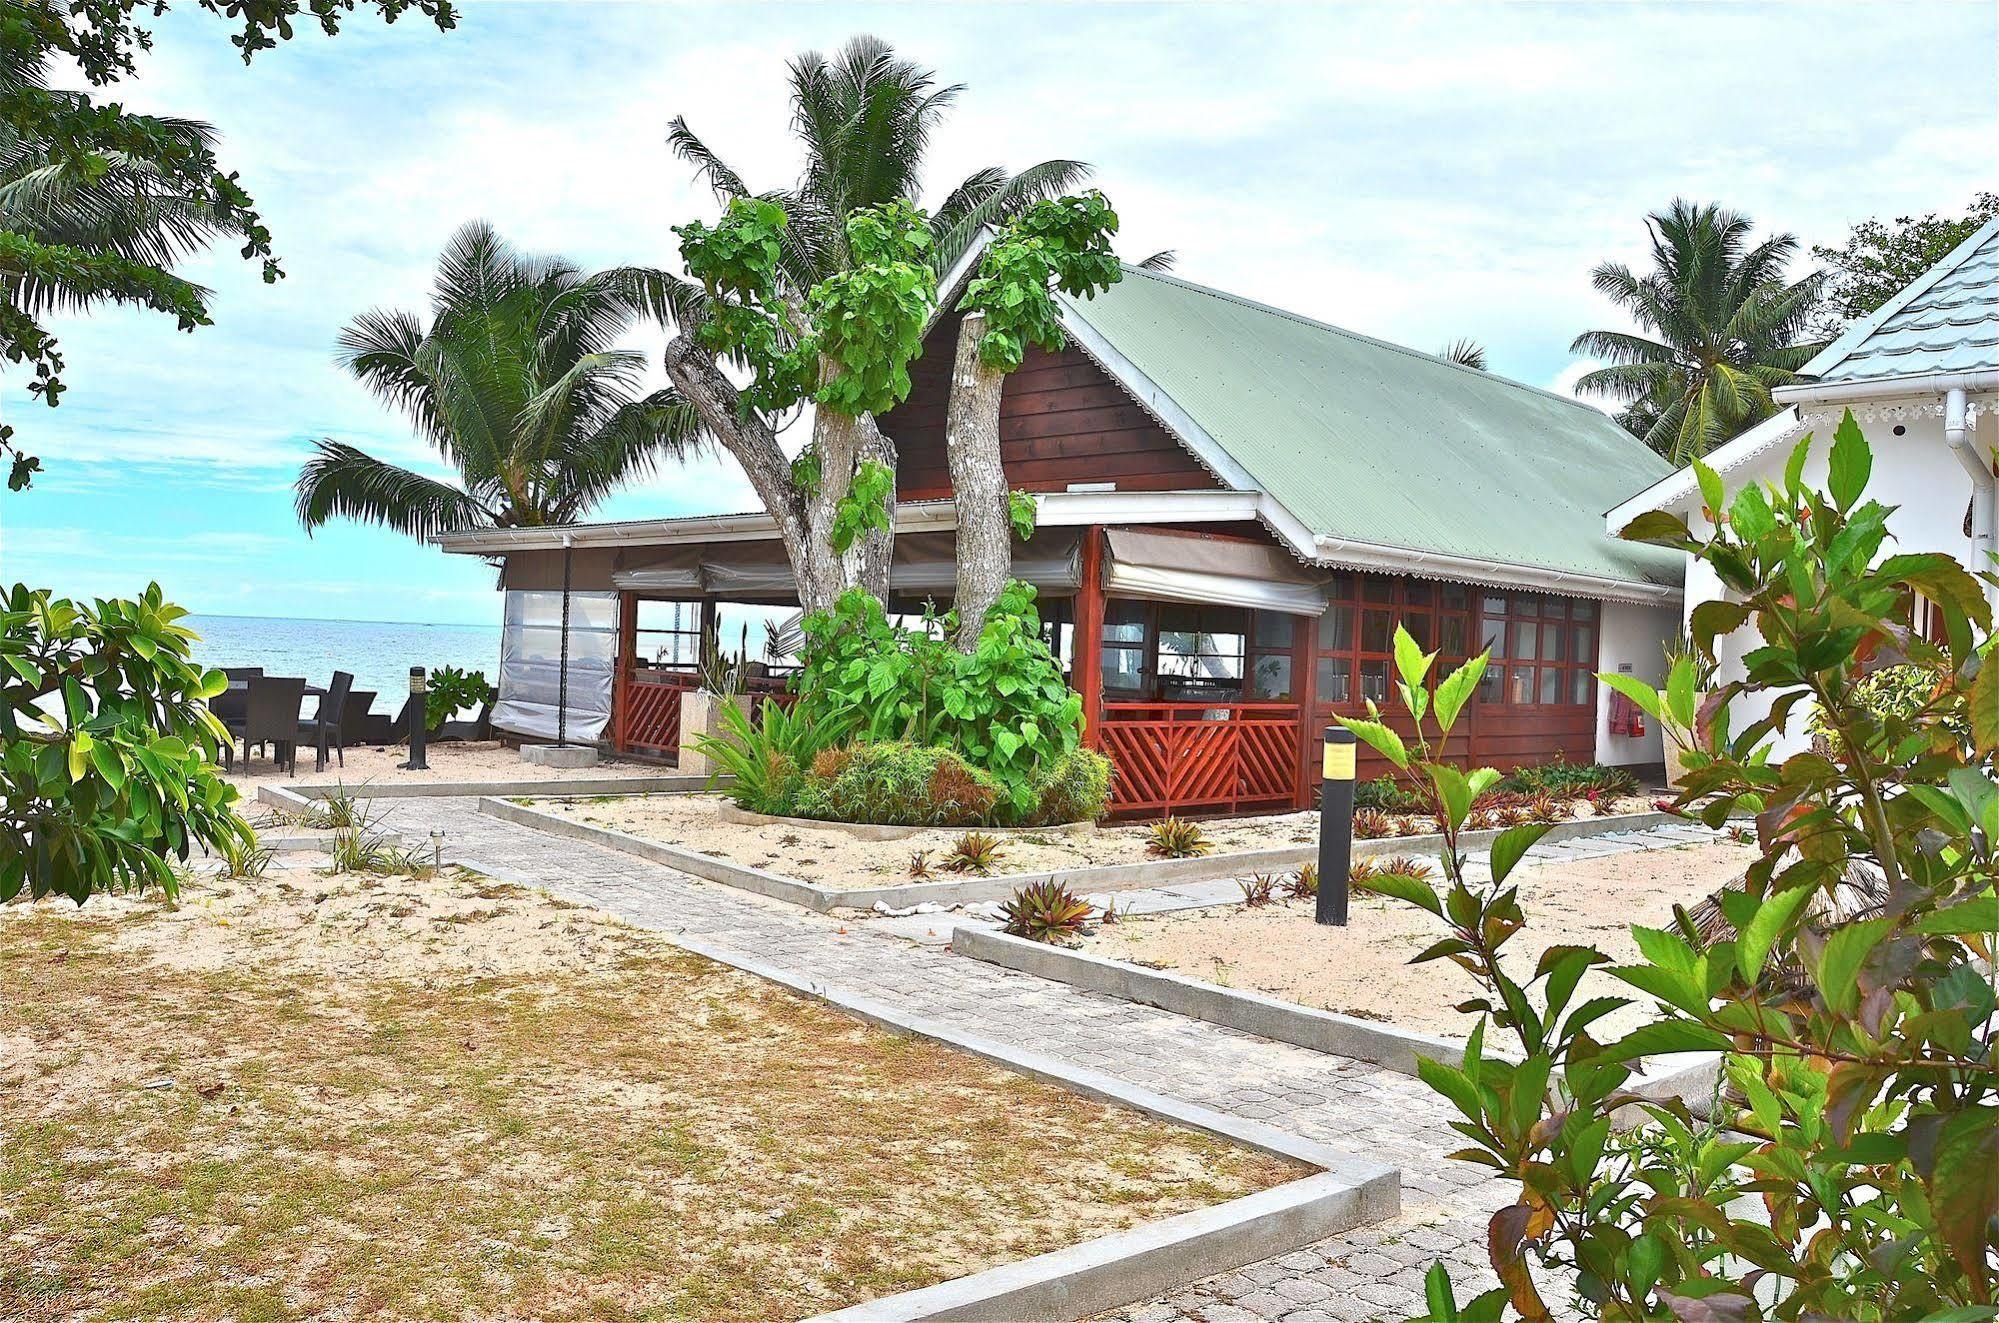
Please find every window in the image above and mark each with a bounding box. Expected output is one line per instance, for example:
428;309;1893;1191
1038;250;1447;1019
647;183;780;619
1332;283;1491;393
1156;604;1246;702
1246;611;1297;700
634;599;703;668
1476;591;1598;706
1312;573;1472;712
1102;601;1149;695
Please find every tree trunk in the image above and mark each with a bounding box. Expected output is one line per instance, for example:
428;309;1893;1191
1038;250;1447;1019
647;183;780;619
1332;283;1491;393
805;405;896;607
944;311;1011;650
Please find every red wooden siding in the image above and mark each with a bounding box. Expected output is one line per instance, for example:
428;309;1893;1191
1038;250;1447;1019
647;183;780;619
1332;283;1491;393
884;312;1220;500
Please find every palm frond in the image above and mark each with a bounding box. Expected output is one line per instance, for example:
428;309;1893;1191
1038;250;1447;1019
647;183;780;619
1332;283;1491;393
294;440;492;540
666;116;752;202
1136;249;1177;273
1439;338;1487;370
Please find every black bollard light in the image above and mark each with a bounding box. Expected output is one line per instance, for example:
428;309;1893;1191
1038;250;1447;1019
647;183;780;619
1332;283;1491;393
1315;725;1356;926
401;666;429;771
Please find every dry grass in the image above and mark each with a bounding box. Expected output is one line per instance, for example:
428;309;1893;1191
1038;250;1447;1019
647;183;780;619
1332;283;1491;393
0;867;1297;1321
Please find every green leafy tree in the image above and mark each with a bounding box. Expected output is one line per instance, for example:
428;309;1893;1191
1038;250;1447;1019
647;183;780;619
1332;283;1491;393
612;38;1123;627
1;583;250;903
1809;192;1999;339
294;222;701;540
0;0;458;492
1571;200;1827;466
1356;411;1999;1321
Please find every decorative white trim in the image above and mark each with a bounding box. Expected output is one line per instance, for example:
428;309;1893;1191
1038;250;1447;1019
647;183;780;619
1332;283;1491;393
1604;409;1814;527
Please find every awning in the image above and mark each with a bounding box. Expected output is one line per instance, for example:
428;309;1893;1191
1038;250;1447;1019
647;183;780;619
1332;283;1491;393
611;545;704;594
1103;528;1326;616
604;530;1083;600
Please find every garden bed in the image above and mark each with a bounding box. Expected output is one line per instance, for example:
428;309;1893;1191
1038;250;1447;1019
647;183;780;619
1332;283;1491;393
1062;839;1755;1041
0;863;1306;1320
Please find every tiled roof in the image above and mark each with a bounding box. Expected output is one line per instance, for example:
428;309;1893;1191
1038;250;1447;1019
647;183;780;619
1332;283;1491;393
1803;217;1999;383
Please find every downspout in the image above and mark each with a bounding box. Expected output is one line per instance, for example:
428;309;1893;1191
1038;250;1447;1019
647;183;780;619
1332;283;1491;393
1943;387;1998;615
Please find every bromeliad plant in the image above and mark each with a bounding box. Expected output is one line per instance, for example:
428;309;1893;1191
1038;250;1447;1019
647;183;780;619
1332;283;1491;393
1372;411;1999;1322
1;583;251;902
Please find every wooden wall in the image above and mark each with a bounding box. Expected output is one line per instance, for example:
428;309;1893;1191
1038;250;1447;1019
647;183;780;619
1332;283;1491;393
884;311;1220;501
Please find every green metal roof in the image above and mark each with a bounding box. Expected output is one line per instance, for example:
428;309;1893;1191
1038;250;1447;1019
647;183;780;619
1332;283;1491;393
1058;268;1683;589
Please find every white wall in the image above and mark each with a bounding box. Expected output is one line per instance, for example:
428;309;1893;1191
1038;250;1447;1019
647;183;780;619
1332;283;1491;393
1666;404;1993;759
1596;600;1676;766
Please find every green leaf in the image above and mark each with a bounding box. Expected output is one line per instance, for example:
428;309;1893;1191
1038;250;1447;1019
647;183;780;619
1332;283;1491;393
1915;898;1999;936
1827;408;1871;511
1970;651;1999;755
1728;483;1776;542
1736;883;1816;983
1689;599;1750;655
1340;717;1407;770
1694;459;1724;516
1488;824;1552;886
1782;432;1811;496
1665;655;1697;729
1431;655;1487;734
1598;1019;1732;1062
1618;510;1696;547
1392;624;1435;691
1816;916;1894;1015
1355;868;1443;917
1598;671;1664;722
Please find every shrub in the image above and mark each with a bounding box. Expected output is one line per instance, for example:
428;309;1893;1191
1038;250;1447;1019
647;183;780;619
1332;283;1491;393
945;831;1005;875
792;584;1083;816
1355;774;1425;814
423;664;495;731
1499;757;1639;799
692;697;853;817
1804;660;1962;753
1000;880;1093;941
1;583;251;902
1145;816;1211;858
1028;747;1113;825
1365;413;1999;1321
792;742;1002;827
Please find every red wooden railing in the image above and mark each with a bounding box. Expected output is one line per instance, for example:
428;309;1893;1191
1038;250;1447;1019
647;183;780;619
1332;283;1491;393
617;668;697;759
1100;702;1302;817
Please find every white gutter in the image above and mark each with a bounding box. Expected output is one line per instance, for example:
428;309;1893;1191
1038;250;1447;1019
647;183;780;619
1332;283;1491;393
1774;370;1999;406
1943;387;1998;611
1312;534;1680;606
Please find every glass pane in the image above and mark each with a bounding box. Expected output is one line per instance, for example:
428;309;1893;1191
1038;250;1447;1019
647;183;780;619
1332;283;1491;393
1482;593;1508;617
1103;646;1146;692
1315;657;1351;704
1442;582;1468;610
1319;606;1354;651
1326;572;1355;601
1104;601;1147;644
1572;600;1597;622
1573;625;1595;665
1539;667;1560;704
1249;654;1294;700
1507;667;1534;704
1481;617;1504;656
1571;669;1592;705
1440;616;1467;656
1542;624;1567;661
1360;661;1389;702
1361;610;1394;653
1478;666;1500;703
1405;580;1432;605
1252;612;1295;648
1511;621;1538;660
1362;576;1394;604
1402;616;1430;650
1158;604;1201;635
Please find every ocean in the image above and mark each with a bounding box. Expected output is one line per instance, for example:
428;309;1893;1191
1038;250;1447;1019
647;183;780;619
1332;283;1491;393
185;614;505;712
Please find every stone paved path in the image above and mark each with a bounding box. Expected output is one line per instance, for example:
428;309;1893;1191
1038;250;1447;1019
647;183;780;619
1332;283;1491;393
364;796;1709;1321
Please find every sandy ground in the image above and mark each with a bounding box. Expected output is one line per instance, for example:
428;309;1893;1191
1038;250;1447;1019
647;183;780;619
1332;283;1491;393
1077;841;1756;1040
542;792;1656;887
0;861;1295;1321
220;739;661;793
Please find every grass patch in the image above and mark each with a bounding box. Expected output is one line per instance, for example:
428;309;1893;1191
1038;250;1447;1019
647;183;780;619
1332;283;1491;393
0;871;1297;1320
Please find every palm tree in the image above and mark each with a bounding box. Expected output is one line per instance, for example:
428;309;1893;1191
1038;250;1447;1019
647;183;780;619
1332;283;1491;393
1570;199;1827;465
1439;338;1487;370
295;222;699;541
664;35;1092;285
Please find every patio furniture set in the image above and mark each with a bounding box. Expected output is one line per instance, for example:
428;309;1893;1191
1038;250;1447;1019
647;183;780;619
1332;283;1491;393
211;668;493;773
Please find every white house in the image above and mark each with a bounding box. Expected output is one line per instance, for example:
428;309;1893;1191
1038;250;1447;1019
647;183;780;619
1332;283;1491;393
1608;216;1999;757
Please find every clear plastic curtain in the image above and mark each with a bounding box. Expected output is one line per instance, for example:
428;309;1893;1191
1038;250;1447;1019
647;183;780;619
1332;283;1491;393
492;590;618;741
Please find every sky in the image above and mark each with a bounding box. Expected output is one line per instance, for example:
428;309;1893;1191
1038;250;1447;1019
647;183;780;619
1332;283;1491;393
2;0;1995;626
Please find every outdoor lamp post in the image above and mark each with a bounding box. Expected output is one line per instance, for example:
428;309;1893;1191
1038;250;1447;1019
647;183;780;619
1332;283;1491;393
1315;725;1355;926
401;667;429;771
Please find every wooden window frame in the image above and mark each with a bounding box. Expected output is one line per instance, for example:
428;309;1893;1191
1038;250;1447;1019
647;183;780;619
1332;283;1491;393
1476;590;1598;709
1311;573;1473;715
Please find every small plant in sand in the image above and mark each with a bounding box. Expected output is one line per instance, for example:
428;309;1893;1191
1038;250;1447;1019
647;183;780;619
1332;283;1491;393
1145;816;1212;858
1350;807;1395;840
945;831;1005;875
905;849;935;880
301;786;364;830
1347;858;1379;889
1527;792;1566;825
1285;864;1318;900
216;833;274;881
1371;855;1433;882
1236;873;1278;907
1000;880;1094;941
